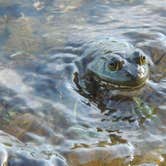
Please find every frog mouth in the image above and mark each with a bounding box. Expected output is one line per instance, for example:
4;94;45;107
92;75;149;90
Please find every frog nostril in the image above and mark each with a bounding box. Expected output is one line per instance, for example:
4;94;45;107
137;71;144;79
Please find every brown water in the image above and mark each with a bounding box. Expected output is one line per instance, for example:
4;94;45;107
0;0;165;165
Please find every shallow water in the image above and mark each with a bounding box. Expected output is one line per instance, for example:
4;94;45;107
0;0;165;165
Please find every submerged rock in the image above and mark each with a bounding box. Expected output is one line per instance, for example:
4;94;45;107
0;130;68;166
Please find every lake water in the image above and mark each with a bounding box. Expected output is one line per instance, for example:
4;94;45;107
0;0;165;165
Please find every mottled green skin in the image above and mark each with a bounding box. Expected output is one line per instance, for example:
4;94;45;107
79;38;149;90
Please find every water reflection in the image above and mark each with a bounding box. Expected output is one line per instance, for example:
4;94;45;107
0;0;165;165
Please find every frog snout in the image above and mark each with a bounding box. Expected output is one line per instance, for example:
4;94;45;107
137;67;145;78
125;66;145;80
134;66;146;80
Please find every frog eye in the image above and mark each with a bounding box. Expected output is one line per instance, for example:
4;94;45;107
134;50;146;65
108;60;124;71
136;55;146;65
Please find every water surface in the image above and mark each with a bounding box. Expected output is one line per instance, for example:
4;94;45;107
0;0;165;165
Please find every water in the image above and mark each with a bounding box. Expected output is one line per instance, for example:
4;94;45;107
0;0;165;165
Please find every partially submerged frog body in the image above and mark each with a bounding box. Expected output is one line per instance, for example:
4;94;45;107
73;38;152;124
74;38;149;95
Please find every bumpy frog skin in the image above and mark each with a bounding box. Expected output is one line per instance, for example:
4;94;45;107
75;38;150;90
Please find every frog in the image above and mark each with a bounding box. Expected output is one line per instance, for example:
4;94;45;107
73;37;152;124
73;37;150;95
